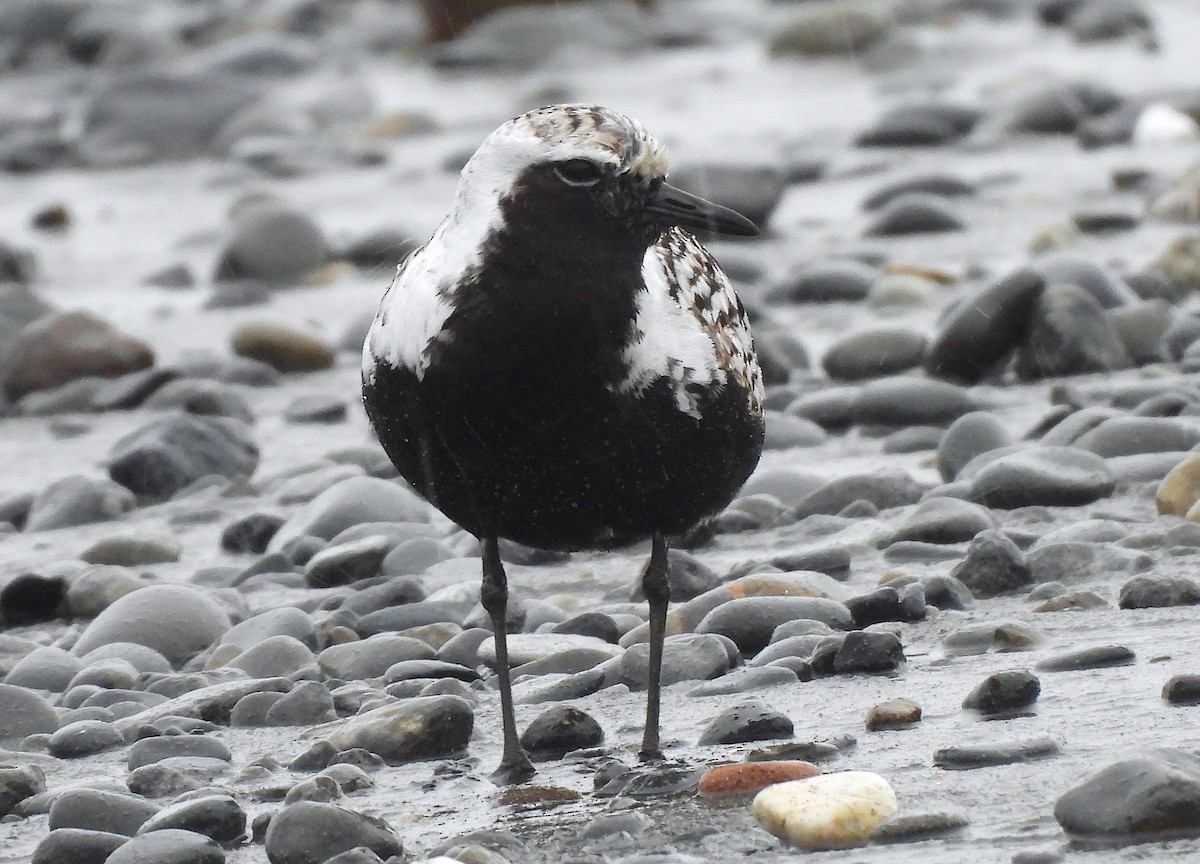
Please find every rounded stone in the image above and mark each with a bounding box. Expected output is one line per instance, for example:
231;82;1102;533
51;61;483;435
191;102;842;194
0;683;60;739
519;705;603;756
752;772;899;849
231;321;334;373
71;584;232;666
937;412;1012;482
1055;749;1200;838
3;310;154;400
107;414;258;501
105;828;225;864
822;328;927;382
925;268;1045;385
264;801;402;864
32;828;127;864
215;198;326;285
47;718;123;758
969;447;1115;508
962;670;1040;713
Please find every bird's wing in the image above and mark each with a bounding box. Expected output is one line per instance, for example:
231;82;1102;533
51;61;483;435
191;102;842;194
646;227;764;414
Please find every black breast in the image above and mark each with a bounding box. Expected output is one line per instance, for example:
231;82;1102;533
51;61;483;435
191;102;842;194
363;217;763;551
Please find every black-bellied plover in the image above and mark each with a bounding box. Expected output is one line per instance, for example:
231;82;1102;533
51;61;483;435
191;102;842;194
362;104;765;781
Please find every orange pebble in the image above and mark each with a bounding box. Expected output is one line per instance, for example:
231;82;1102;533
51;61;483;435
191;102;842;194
698;761;819;798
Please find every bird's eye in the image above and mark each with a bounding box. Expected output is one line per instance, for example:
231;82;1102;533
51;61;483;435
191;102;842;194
554;159;603;186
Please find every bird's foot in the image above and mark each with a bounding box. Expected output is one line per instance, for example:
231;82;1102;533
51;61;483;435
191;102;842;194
491;751;536;785
638;747;665;764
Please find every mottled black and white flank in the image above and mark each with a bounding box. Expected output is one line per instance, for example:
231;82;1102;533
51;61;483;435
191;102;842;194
362;103;765;780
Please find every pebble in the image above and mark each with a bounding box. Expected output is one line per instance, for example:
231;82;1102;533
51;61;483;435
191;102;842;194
142;379;255;424
856;102;980;147
220;512;285;553
284;393;347;424
688;665;798;695
0;683;60;738
697;761;818;797
862;194;965;237
890;497;996;544
519;705;603;757
128;735;232;770
752;772;898;849
1118;575;1200;609
324;695;472;763
698;698;793;745
1036;644;1135;671
765;259;877;304
831;631;905;674
1075;416;1200;457
1155;454;1200;516
862;174;976;211
32;828;128;864
937;412;1013;482
793;469;924;518
24;475;136;531
764;411;827;449
107;414;258;501
925;268;1045;384
865;697;921;731
231;321;334;373
697;596;851;654
1015;284;1130;379
82;534;181;566
949;529;1032;597
214;197;326;285
962;670;1041;713
969;447;1115;508
4;644;82;690
135;794;246;846
768;4;889;56
0;764;44;818
70;584;231;665
619;633;734;689
48;788;160;835
47;719;123;757
264;800;402;864
1055;749;1200;838
268;476;429;551
821;328;927;381
1162;674;1200;705
852;376;976;427
106;828;225;864
933;737;1060;769
318;634;435;679
3;310;154;400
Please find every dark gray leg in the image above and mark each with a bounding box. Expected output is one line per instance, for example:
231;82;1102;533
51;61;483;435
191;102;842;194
639;531;670;761
481;536;534;782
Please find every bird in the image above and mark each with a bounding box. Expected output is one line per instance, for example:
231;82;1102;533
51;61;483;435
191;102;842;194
362;104;765;782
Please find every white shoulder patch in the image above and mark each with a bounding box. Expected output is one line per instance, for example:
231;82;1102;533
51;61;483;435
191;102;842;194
616;229;763;417
362;233;456;382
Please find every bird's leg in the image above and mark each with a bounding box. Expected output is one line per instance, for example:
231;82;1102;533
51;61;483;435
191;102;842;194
639;531;671;762
481;536;535;783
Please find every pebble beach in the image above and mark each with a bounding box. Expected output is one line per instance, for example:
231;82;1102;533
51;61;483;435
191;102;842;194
4;1;1200;862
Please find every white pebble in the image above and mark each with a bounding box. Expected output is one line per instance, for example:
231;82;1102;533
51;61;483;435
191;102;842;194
751;770;898;849
1134;103;1199;145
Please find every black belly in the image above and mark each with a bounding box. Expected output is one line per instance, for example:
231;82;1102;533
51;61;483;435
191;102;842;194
363;358;763;551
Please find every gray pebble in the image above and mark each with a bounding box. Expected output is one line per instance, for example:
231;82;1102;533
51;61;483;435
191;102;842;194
697;596;851;654
49;787;160;835
793;469;925;518
284;393;347;424
0;683;59;738
938;412;1012;482
128;735;232;770
950;529;1032;597
688;666;798;696
106;828;225;864
969;447;1115;508
268;476;429;552
227;635;315;678
519;704;603;757
934;737;1059;769
107;414;258;501
620;633;733;689
697;698;793;745
853;376;976;427
832;630;905;674
265;681;336;726
71;584;231;666
47;719;123;758
763;411;827;449
890;496;997;544
1118;575;1200;609
24;475;135;531
4;644;82;690
318;635;435;680
143;379;254;424
81;534;181;566
32;828;127;864
822;327;927;382
765;259;877;304
963;670;1040;713
0;764;44;818
863;193;965;236
1055;749;1200;838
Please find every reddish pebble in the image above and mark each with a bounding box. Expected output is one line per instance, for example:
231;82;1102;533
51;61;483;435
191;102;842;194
698;761;819;798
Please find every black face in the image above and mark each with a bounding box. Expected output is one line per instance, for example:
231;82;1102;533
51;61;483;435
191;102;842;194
498;157;758;267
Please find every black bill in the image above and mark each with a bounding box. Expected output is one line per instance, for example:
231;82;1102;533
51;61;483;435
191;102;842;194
645;182;760;237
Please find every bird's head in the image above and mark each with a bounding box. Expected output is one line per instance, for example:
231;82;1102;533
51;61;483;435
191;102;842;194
450;104;757;262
